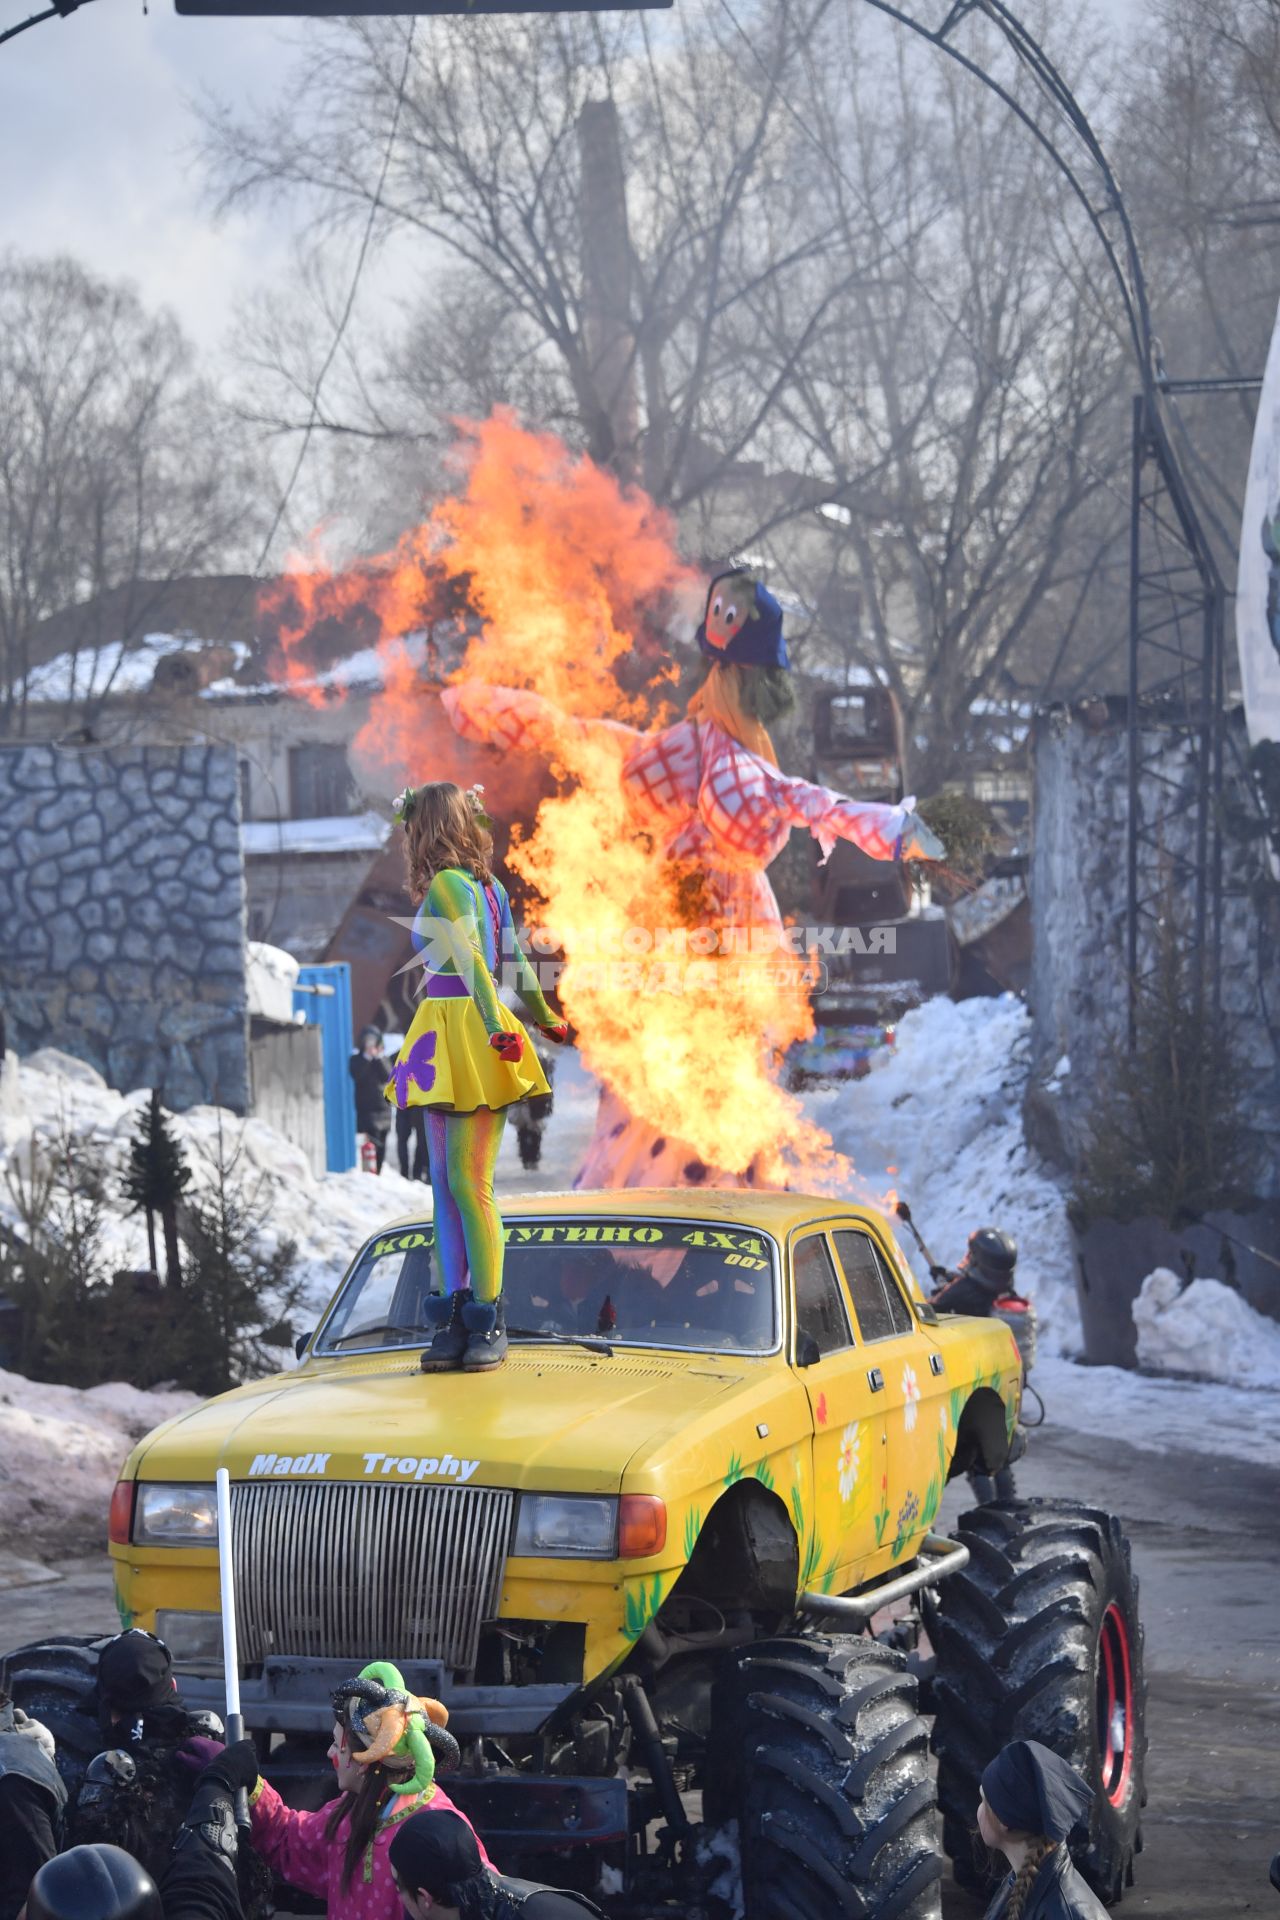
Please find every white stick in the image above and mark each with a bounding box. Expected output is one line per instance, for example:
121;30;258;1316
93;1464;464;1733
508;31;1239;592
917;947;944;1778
215;1466;242;1727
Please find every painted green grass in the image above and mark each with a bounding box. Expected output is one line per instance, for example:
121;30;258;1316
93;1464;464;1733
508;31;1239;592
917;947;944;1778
623;1573;667;1642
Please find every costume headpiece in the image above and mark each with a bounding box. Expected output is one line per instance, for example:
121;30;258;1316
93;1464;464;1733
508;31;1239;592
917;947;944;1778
393;784;492;832
696;568;789;671
981;1739;1093;1842
464;783;493;831
332;1660;458;1798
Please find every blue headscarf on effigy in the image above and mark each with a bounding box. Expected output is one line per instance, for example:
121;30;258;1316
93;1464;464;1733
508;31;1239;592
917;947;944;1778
696;568;789;671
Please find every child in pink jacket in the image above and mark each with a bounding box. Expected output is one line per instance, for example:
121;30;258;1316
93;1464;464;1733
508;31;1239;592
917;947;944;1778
205;1662;490;1920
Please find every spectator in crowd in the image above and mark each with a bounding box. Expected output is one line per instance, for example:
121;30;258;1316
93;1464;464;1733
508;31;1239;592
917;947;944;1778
24;1742;247;1920
395;1105;429;1183
389;1808;605;1920
0;1694;65;1920
976;1739;1107;1919
187;1662;488;1920
350;1029;392;1174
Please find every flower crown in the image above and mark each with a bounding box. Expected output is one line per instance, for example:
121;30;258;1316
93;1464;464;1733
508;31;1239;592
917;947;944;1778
392;783;492;830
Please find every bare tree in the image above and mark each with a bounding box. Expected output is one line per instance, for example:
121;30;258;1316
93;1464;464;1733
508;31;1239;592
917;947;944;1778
0;254;259;734
204;1;1135;782
1117;0;1280;573
691;12;1130;784
203;1;897;510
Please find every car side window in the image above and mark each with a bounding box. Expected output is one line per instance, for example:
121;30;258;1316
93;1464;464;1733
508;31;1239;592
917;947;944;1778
832;1230;914;1341
793;1234;854;1357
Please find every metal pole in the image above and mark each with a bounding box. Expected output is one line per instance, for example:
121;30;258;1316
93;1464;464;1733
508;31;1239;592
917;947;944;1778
1127;394;1145;1045
215;1467;252;1836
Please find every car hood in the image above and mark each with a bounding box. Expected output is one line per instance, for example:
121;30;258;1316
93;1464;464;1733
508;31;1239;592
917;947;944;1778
128;1345;760;1494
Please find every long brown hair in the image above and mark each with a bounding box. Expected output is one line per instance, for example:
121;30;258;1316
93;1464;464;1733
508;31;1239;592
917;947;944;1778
402;781;493;903
325;1736;418;1889
1006;1838;1057;1920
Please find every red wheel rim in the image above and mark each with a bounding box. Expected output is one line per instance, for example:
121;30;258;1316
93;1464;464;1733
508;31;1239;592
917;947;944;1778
1096;1601;1135;1806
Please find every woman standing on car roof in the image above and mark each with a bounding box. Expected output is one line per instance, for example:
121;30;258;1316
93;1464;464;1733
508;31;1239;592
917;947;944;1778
384;782;568;1370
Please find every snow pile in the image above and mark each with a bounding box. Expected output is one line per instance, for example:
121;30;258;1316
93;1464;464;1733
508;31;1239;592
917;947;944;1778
806;995;1080;1355
0;1049;430;1321
245;941;302;1024
1035;1354;1280;1469
0;1367;199;1552
1133;1268;1280;1389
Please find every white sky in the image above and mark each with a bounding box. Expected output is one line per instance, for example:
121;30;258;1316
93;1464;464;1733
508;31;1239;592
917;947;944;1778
0;0;1149;366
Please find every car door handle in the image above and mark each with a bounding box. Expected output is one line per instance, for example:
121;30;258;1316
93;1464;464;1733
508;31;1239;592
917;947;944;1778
929;1352;945;1376
867;1367;884;1392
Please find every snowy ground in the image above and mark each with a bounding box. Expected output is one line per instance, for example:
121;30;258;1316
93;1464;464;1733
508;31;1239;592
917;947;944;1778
805;993;1080;1356
0;1369;200;1558
0;1046;430;1321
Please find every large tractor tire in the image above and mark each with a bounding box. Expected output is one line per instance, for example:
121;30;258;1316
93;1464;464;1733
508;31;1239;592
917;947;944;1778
924;1500;1146;1905
705;1633;942;1920
0;1637;108;1795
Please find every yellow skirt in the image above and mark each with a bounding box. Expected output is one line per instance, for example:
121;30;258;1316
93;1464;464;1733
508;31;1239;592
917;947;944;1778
384;997;550;1114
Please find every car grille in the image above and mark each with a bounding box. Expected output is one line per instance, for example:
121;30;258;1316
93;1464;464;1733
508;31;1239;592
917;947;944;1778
230;1480;514;1676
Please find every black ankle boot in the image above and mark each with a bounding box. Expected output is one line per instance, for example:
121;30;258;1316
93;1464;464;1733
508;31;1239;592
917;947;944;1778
419;1289;471;1372
461;1294;508;1370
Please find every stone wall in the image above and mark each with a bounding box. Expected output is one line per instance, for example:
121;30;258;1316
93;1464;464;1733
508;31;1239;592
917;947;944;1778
1028;704;1280;1198
0;744;249;1111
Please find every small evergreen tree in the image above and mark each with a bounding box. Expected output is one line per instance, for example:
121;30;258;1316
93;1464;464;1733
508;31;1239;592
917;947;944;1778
122;1090;191;1285
177;1109;305;1394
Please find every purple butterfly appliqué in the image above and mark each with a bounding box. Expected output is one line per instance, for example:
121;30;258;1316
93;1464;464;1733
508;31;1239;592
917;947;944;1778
393;1031;437;1103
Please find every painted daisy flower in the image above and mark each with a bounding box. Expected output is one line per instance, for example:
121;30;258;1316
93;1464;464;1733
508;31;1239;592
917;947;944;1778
902;1363;921;1431
836;1422;861;1503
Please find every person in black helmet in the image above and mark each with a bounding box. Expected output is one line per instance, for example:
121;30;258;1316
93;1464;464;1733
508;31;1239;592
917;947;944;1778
932;1226;1019;1318
388;1808;604;1920
0;1694;66;1920
976;1739;1106;1918
24;1848;161;1920
932;1226;1021;1501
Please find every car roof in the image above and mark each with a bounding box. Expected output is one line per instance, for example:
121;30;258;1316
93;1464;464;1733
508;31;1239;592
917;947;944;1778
371;1186;892;1239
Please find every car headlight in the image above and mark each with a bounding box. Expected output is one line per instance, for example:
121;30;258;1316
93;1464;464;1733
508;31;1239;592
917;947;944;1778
513;1494;618;1559
134;1484;218;1547
155;1610;224;1667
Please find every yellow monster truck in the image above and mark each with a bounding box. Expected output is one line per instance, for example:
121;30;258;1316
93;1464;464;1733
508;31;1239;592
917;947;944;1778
3;1190;1145;1919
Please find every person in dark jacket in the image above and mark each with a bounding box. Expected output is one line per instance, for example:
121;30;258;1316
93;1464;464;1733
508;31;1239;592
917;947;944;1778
0;1695;66;1920
65;1634;224;1883
977;1740;1108;1920
395;1105;429;1182
933;1227;1022;1501
24;1756;247;1920
88;1632;192;1748
350;1029;392;1173
388;1807;604;1920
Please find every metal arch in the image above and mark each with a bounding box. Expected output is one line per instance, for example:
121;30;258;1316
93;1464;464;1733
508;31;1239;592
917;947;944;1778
857;0;1226;1028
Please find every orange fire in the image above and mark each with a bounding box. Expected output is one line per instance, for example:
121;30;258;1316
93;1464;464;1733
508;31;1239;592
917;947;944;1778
264;411;857;1192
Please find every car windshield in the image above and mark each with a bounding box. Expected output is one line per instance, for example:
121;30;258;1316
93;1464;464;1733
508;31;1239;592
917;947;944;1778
316;1217;777;1355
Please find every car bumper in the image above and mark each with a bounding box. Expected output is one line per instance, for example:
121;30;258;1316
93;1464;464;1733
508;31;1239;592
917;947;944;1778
175;1655;579;1738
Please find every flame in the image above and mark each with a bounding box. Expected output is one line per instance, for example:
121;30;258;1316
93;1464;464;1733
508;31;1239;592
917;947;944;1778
263;410;860;1192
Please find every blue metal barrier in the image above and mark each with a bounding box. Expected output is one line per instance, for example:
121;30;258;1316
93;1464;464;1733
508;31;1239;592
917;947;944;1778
294;962;357;1172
